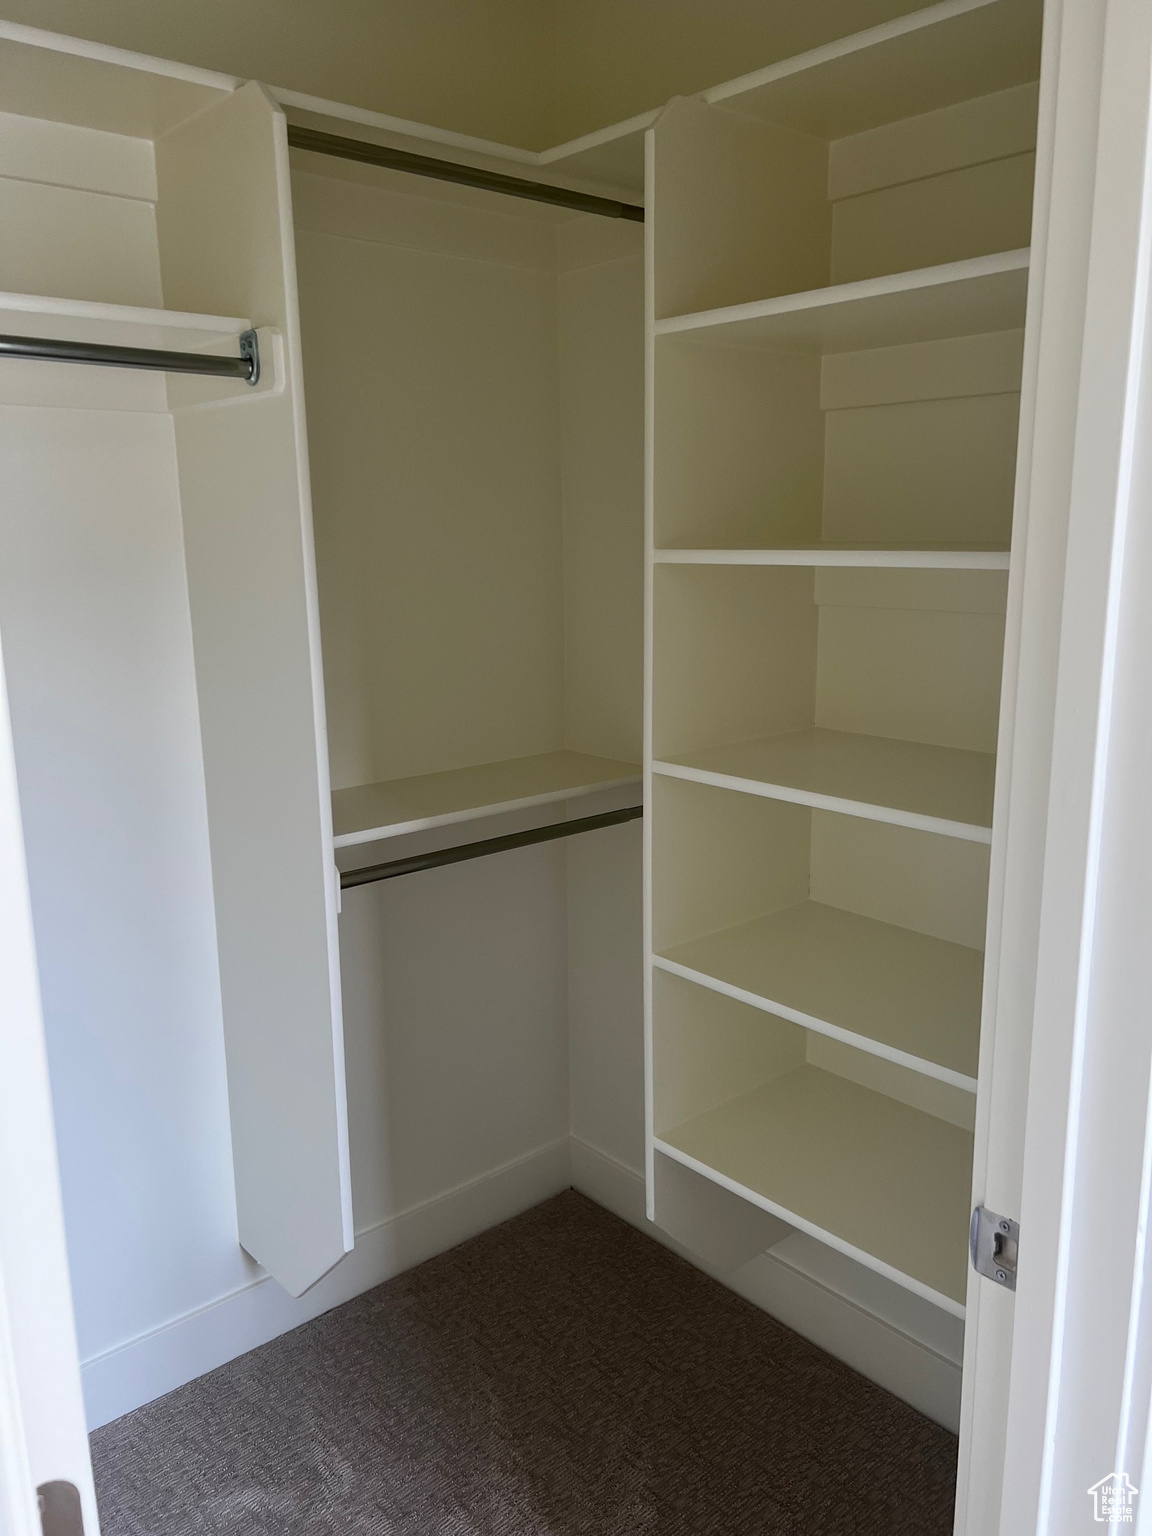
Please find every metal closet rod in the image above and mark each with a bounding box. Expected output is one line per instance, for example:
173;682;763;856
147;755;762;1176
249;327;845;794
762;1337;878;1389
287;124;645;223
0;328;260;383
341;803;643;890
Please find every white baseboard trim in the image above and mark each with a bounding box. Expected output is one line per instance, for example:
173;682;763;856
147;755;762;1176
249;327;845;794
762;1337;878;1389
85;1133;960;1435
82;1135;572;1430
569;1135;962;1432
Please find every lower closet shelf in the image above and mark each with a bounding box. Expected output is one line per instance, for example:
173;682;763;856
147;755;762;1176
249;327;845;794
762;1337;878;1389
655;1065;973;1313
654;727;995;840
332;750;641;846
655;901;982;1088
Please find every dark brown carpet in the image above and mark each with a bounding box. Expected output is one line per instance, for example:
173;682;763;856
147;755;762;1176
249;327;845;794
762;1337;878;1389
91;1191;957;1535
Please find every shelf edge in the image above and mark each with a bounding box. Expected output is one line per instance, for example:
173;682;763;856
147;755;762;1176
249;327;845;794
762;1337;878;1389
652;759;994;844
333;774;642;847
652;1137;967;1317
654;547;1011;569
655;248;1031;338
652;953;979;1092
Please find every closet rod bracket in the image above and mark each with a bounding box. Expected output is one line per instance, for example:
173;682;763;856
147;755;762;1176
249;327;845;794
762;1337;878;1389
239;328;260;386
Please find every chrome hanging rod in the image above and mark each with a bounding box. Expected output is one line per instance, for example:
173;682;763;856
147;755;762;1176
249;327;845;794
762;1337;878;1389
0;329;260;383
287;124;645;223
341;803;643;890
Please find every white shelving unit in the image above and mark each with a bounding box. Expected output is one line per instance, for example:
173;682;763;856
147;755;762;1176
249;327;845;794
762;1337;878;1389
645;0;1042;1317
332;750;640;846
656;899;982;1088
655;547;1010;568
656;248;1029;351
0;46;353;1300
655;727;995;841
656;1065;973;1313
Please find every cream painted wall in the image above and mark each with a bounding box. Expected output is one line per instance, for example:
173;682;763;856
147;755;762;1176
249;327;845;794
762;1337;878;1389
3;0;978;152
0;0;557;146
551;0;947;143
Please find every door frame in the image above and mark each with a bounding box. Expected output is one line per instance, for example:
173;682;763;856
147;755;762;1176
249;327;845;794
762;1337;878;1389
0;623;98;1533
958;0;1152;1529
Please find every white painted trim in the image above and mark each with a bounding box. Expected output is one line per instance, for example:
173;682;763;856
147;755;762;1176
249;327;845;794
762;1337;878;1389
651;759;993;844
995;0;1152;1527
81;1136;571;1429
653;547;1011;570
0;634;98;1530
704;0;999;107
569;1136;962;1430
537;110;660;167
83;1131;966;1438
270;86;540;165
651;954;979;1093
0;17;241;92
653;1138;966;1319
655;248;1031;337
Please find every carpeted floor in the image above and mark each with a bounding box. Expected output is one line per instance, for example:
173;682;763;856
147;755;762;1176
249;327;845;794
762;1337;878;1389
91;1191;957;1535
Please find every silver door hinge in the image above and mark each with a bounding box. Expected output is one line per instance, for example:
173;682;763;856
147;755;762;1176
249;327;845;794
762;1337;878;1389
971;1205;1019;1290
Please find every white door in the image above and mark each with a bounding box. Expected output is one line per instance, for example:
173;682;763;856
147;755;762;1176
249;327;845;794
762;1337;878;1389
958;0;1152;1529
0;624;99;1534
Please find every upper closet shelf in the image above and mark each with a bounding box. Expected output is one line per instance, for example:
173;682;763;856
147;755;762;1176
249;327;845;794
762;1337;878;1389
655;727;995;842
655;898;983;1088
332;750;641;847
656;1064;973;1313
656;249;1030;353
654;547;1010;569
706;0;1042;138
0;291;252;353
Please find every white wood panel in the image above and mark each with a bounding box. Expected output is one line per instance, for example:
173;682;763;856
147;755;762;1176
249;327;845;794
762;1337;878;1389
822;392;1021;547
651;966;806;1133
156;83;350;1298
657;1064;973;1313
832;154;1036;287
0;108;155;199
827;81;1039;202
656;899;983;1088
0;165;161;308
656;249;1030;351
819;329;1024;409
0;25;233;138
651;94;829;321
558;223;646;764
332;751;640;846
816;604;1006;754
810;810;991;950
294;182;566;791
656;726;994;841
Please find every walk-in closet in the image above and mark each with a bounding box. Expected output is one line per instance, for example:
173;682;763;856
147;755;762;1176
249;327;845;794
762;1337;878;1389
1;0;1130;1529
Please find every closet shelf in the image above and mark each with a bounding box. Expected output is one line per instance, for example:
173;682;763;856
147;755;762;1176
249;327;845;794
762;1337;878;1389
0;291;252;353
655;249;1030;353
655;899;983;1088
705;0;1041;140
654;547;1010;569
331;750;641;847
654;727;995;842
655;1063;973;1313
